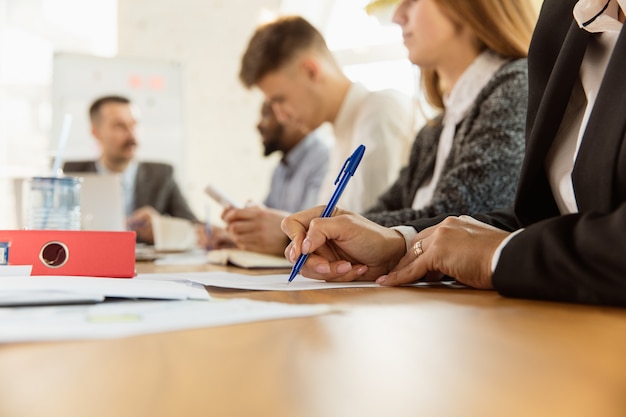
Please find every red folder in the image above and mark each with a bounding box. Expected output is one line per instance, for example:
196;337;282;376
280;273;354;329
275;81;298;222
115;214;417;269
0;230;136;278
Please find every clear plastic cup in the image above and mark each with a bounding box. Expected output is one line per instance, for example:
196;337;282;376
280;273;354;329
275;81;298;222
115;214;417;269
24;176;81;230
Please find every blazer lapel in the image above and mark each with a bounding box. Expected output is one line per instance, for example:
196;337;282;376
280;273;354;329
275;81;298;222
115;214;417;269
516;21;590;225
572;24;626;212
133;163;148;210
525;22;590;168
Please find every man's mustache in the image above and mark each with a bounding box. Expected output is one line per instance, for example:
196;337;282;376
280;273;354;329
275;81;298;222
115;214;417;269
122;139;137;148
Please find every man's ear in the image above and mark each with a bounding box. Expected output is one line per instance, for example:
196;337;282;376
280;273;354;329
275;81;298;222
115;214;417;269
91;125;102;142
300;57;321;82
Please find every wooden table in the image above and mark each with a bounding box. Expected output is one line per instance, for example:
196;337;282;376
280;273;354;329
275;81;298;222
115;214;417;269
1;262;625;417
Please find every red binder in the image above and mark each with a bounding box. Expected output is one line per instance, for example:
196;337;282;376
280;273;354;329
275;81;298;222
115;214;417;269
0;230;136;278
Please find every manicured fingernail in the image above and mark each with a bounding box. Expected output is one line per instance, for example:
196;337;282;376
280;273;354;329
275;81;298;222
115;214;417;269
376;276;387;285
314;264;331;273
355;266;367;276
302;238;311;254
289;247;296;262
336;262;352;274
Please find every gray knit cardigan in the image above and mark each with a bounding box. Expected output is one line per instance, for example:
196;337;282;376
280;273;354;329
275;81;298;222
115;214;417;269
364;58;527;227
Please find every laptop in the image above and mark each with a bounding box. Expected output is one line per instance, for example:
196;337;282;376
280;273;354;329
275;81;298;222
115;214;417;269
75;173;126;231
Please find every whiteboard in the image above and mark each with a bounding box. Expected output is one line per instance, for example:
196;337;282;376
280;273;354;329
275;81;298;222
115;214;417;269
51;52;186;182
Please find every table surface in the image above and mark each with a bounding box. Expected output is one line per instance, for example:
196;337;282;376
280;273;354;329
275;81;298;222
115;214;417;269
1;261;625;417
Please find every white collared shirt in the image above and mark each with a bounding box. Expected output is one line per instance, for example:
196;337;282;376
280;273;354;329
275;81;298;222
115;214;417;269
318;83;415;213
574;0;625;32
95;159;138;216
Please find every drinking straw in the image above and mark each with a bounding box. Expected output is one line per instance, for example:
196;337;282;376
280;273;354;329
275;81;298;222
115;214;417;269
41;113;73;229
51;113;73;177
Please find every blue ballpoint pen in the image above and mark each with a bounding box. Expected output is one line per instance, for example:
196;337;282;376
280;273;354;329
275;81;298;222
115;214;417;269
287;144;366;283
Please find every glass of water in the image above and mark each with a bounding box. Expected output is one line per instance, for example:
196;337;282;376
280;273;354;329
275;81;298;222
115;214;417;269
24;176;82;230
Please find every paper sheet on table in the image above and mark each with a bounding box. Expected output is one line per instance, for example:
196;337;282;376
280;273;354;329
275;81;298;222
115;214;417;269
0;275;210;306
0;290;105;307
136;271;467;291
0;265;32;277
0;299;333;343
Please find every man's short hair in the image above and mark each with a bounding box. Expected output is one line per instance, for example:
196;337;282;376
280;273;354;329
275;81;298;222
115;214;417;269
239;16;329;88
89;95;131;123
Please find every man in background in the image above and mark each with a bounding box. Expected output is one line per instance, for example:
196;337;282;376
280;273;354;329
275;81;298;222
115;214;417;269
258;100;329;212
199;101;330;254
64;95;198;244
239;15;415;213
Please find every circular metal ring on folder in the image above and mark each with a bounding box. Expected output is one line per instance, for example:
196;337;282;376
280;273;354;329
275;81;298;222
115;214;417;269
39;241;69;268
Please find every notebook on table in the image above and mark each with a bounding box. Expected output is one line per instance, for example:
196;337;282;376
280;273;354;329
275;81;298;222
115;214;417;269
206;249;293;269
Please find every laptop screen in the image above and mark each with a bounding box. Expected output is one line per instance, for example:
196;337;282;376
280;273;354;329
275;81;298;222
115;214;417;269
75;173;126;231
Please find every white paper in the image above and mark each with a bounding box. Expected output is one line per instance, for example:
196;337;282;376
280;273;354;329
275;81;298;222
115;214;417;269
0;290;104;306
0;275;210;304
136;271;467;291
0;265;32;277
0;298;333;343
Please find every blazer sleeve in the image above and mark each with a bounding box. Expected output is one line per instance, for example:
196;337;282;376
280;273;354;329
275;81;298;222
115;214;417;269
403;205;521;235
135;163;198;223
163;178;199;223
364;165;416;215
363;130;430;216
493;205;626;307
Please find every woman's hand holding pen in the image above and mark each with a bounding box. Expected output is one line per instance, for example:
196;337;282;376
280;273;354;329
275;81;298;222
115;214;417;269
281;206;406;282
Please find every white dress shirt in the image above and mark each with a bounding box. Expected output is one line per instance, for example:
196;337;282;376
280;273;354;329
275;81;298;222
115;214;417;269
318;83;415;213
95;159;138;216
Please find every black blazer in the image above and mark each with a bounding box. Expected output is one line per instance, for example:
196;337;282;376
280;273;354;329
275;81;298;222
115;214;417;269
410;0;626;306
63;160;198;223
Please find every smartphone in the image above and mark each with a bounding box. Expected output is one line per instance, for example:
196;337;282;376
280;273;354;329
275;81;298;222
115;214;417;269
204;184;243;209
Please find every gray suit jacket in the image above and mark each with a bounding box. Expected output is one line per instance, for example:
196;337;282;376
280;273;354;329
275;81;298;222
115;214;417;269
364;59;527;227
63;160;198;223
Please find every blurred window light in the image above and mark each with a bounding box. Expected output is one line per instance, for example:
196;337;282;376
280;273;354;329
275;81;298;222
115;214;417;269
280;0;415;95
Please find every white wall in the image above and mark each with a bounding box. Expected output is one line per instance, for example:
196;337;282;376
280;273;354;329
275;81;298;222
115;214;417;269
118;0;284;224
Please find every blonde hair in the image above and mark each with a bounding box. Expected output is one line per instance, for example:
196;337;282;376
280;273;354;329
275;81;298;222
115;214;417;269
422;0;538;110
